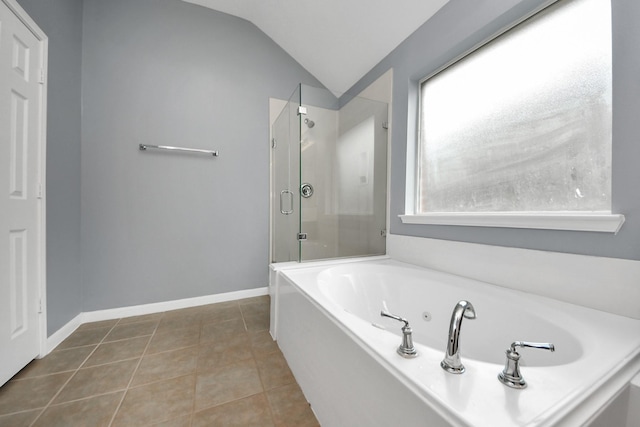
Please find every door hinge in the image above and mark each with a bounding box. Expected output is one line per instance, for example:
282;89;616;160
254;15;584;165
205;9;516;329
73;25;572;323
297;233;307;241
271;138;277;149
38;298;43;314
38;69;45;85
297;106;307;116
37;183;43;199
382;121;389;130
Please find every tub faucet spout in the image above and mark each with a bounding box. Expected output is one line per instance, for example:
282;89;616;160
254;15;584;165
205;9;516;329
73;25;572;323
441;300;476;374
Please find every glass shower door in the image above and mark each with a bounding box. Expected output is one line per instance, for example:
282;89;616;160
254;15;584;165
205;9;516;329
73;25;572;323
271;86;301;262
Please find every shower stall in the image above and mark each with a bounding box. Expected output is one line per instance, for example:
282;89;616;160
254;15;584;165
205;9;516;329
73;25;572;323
271;84;388;262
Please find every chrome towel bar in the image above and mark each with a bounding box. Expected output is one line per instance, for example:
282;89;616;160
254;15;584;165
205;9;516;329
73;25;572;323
139;144;219;157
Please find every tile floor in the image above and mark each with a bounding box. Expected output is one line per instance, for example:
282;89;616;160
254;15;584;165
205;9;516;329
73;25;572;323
0;296;319;426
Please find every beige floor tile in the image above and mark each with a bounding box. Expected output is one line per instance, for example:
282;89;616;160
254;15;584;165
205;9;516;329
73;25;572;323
244;314;270;332
57;326;113;350
267;383;319;427
241;302;270;332
200;305;243;325
0;297;308;427
197;333;253;372
0;409;41;427
163;306;203;318
32;391;123;427
256;351;295;390
131;346;198;387
146;326;200;355
148;414;192;426
117;312;163;325
200;317;246;343
238;296;270;306
14;345;95;379
249;330;279;357
76;319;119;331
104;320;158;342
239;299;270;317
194;358;263;411
156;312;201;332
192;393;274;427
53;359;138;404
0;372;72;415
197;301;238;311
112;374;195;426
83;335;149;367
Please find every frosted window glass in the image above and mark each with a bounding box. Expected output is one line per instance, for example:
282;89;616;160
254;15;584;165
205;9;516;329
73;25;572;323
418;0;611;213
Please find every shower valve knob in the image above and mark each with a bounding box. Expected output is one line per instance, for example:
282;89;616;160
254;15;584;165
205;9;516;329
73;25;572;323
300;183;314;198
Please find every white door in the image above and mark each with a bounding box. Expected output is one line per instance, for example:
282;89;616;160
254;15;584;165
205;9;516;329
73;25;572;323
0;0;46;386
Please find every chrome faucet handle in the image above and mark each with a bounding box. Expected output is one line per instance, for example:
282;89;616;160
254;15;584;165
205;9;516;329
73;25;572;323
380;311;418;358
498;341;555;389
380;310;409;327
510;341;555;353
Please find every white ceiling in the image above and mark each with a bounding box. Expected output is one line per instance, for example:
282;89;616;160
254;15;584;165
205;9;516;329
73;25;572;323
182;0;449;94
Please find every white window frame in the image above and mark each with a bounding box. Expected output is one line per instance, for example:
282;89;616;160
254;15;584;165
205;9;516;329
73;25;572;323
400;0;624;234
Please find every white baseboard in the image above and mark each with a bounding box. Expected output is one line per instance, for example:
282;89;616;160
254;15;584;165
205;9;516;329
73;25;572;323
45;287;268;355
46;313;83;355
388;234;640;319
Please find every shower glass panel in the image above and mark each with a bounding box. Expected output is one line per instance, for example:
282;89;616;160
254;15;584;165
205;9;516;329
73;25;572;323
299;85;388;261
271;83;388;263
271;85;301;262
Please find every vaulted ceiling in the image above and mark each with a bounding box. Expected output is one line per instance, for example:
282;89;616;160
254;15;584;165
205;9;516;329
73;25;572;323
182;0;449;94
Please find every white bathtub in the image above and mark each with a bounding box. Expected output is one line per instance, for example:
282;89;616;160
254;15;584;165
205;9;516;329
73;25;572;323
270;257;640;427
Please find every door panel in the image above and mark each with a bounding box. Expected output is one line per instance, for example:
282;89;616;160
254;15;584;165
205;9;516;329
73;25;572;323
271;86;301;262
0;0;43;386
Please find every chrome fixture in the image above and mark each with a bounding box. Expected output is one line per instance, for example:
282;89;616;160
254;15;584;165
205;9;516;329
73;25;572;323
441;300;476;374
380;311;418;358
498;341;555;389
300;183;314;198
139;144;218;157
279;190;294;215
304;118;315;128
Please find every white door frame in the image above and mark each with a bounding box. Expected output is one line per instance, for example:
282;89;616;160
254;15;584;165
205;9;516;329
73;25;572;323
2;0;48;358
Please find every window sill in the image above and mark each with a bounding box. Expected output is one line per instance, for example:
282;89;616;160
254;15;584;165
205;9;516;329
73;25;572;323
398;212;625;234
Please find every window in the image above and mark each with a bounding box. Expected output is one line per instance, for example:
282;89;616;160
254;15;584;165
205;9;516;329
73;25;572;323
401;0;624;233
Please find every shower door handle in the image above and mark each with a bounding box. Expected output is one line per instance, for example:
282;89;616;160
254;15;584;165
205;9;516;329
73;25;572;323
280;190;294;215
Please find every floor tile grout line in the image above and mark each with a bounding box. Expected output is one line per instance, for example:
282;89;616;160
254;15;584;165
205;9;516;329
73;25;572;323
112;373;196;427
252;346;279;426
27;320;122;427
88;332;155;346
106;315;163;427
191;301;253;423
239;302;249;333
188;315;205;426
0;407;45;419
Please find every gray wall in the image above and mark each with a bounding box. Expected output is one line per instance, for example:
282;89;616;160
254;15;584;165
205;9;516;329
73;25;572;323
16;0;84;335
16;0;323;331
346;0;640;261
80;0;322;311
